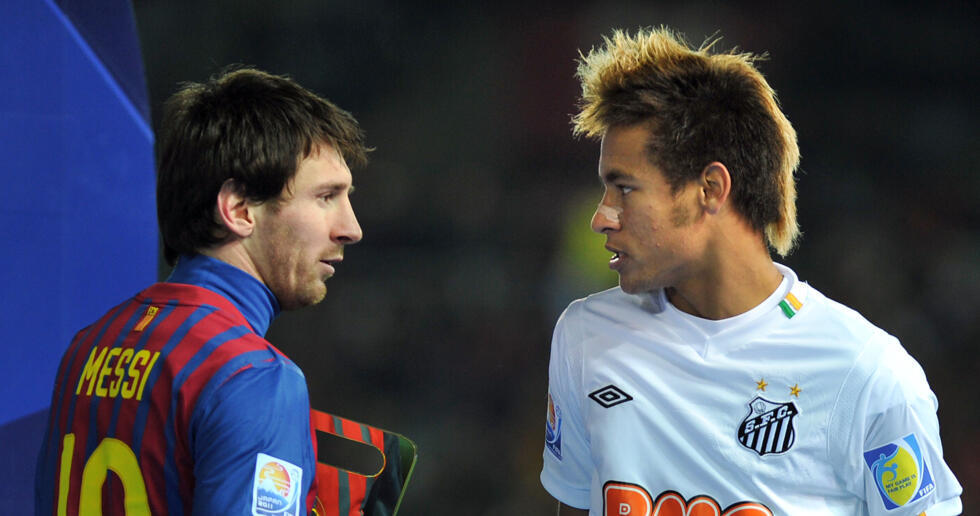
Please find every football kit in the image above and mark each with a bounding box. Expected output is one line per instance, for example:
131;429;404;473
36;253;317;515
542;264;962;515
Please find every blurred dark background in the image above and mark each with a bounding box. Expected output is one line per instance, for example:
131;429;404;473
134;2;977;513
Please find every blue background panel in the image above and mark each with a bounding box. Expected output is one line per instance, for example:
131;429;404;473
0;0;155;509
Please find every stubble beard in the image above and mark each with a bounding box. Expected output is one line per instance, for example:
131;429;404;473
264;240;329;310
618;201;695;295
276;265;328;310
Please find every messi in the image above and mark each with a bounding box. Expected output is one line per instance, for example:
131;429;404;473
75;346;161;401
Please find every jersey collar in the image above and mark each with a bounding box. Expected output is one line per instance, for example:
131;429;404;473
657;263;808;342
166;253;281;336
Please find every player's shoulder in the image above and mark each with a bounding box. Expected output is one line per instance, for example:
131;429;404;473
800;283;928;396
561;286;664;325
552;287;670;357
140;283;293;371
793;283;893;349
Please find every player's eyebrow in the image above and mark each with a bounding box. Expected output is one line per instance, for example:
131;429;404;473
315;182;354;194
599;169;634;185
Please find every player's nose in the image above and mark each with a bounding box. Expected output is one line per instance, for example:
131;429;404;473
333;198;363;244
591;201;621;234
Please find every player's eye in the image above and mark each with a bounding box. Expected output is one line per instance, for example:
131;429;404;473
619;185;634;195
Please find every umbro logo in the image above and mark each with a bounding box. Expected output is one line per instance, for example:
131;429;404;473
589;385;633;408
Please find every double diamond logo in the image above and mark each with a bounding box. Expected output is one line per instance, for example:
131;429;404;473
589;385;633;408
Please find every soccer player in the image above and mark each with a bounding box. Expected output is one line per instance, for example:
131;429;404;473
35;67;367;515
541;28;963;515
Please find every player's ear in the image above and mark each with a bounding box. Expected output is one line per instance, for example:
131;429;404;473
700;162;731;215
215;179;255;238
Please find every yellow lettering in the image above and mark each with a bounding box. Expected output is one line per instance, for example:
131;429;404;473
58;435;151;515
95;348;122;397
122;350;148;399
58;433;75;516
109;348;134;397
78;438;150;515
76;347;108;396
136;352;160;401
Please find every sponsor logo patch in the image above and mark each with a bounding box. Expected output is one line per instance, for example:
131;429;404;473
545;393;562;460
602;482;773;516
736;397;799;456
252;453;303;516
864;433;935;510
589;384;634;408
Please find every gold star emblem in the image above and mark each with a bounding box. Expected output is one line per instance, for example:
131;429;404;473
756;378;768;391
790;384;802;397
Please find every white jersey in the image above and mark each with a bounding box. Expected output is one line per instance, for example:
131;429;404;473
541;264;962;515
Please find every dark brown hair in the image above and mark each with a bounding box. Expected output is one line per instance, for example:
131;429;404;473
156;67;369;264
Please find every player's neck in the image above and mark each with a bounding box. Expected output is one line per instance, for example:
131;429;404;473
199;243;266;288
666;236;782;321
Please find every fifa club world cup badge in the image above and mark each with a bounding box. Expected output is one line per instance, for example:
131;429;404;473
545;393;563;460
252;453;304;516
737;397;799;456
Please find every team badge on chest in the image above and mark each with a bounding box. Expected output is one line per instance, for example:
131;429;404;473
737;397;799;456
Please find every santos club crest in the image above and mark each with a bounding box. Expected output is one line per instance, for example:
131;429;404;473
737;397;799;456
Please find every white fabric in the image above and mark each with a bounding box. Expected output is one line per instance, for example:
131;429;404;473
541;264;962;515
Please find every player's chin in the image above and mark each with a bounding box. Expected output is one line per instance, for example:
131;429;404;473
307;282;328;306
619;281;642;295
617;272;639;294
618;273;656;295
280;282;327;310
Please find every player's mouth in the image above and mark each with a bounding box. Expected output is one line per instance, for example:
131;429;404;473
320;257;343;276
606;245;625;271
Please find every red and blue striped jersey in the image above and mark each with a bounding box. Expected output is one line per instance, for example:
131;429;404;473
35;254;317;515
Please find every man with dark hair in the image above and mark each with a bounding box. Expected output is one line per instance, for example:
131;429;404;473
35;67;367;515
541;28;962;515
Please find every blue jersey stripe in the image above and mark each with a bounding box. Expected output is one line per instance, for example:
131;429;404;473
46;302;127;460
107;300;179;437
185;348;277;456
130;303;216;456
129;303;217;516
35;309;107;511
84;306;150;457
72;304;144;510
163;323;252;513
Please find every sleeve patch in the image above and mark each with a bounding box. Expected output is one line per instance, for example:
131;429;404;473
863;433;935;510
545;393;563;460
252;453;304;516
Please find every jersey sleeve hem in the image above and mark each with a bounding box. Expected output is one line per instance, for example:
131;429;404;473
541;470;590;509
920;496;962;515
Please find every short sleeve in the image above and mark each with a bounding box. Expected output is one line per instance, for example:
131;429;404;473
190;355;316;515
541;303;593;509
831;334;962;516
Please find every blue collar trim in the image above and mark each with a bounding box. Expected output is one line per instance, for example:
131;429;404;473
166;254;280;336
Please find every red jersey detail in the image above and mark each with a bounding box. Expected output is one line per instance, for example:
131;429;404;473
38;282;303;515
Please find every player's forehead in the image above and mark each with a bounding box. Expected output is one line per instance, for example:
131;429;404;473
288;143;353;191
598;125;656;181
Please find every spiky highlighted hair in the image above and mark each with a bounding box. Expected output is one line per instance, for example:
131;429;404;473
574;27;801;256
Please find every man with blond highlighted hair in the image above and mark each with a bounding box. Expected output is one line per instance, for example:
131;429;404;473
541;27;961;516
